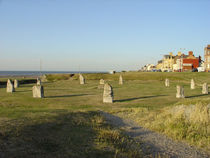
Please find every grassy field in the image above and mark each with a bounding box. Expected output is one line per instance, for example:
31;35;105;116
0;72;210;157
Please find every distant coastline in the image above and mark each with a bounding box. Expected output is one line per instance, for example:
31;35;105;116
0;71;108;78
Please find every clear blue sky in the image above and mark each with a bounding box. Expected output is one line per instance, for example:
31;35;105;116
0;0;210;71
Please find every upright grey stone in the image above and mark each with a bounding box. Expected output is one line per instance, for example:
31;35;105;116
119;75;123;85
7;79;15;93
79;74;85;84
14;79;19;88
32;85;44;98
98;84;104;89
37;78;41;86
42;74;47;81
103;83;113;103
98;79;105;89
191;79;195;89
165;78;169;87
99;79;105;85
202;83;208;94
176;85;185;98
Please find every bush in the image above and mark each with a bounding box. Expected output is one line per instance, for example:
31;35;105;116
45;74;73;81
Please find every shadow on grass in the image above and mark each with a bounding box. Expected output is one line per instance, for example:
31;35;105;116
186;93;210;98
46;88;72;91
20;85;35;88
15;90;32;93
115;95;167;102
0;111;116;158
45;94;89;98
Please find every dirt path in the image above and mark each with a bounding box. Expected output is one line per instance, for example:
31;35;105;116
101;112;210;158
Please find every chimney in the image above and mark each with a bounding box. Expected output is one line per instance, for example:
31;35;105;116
188;51;193;56
177;52;182;56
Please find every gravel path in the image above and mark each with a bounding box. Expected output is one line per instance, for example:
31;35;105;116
101;111;210;158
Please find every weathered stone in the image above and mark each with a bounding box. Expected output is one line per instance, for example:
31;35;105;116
41;74;48;82
79;74;85;84
202;83;208;94
176;85;185;98
190;79;195;89
98;84;104;89
14;79;19;88
103;83;113;103
119;75;123;85
37;78;41;86
6;79;15;93
32;85;44;98
165;78;169;87
99;79;105;85
7;79;15;92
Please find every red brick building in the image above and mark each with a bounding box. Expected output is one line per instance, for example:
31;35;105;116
182;51;201;71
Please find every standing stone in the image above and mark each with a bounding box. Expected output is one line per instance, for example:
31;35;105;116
176;85;185;98
202;83;208;94
6;79;15;93
165;78;169;87
79;74;85;84
98;84;104;89
37;78;41;86
32;85;44;98
41;74;47;82
14;79;19;88
103;83;113;103
98;79;105;89
99;79;105;85
119;75;123;85
191;79;195;89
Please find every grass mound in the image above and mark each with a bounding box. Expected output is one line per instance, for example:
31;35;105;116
45;74;74;81
117;103;210;151
45;72;210;84
152;103;210;150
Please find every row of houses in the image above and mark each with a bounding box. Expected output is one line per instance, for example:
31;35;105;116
141;45;210;72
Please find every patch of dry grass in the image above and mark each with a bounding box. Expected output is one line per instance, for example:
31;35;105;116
115;103;210;151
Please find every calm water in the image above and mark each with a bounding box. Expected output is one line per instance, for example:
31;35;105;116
0;71;107;77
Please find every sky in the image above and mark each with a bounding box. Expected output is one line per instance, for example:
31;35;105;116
0;0;210;71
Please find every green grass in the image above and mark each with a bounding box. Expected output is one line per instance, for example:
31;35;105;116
0;110;143;158
69;72;210;83
45;71;210;82
0;72;210;157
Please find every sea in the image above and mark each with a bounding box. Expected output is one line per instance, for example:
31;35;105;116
0;71;108;77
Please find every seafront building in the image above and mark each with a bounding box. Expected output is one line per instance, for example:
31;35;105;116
161;52;174;72
156;60;163;70
155;51;201;72
141;64;156;71
173;52;183;72
182;51;201;71
204;45;210;72
141;45;209;72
